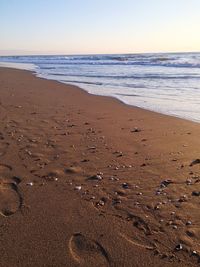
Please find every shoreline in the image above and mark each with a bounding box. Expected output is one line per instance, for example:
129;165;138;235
1;64;200;125
0;67;200;267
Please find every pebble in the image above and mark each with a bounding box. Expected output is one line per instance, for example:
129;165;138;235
186;221;192;226
74;186;82;191
122;183;129;189
26;182;34;186
134;201;140;206
192;191;200;196
140;163;146;167
156;190;162;195
192;250;198;256
186;179;192;185
81;159;89;162
178;195;188;202
131;127;141;133
88;146;96;150
154;205;160;210
175;244;183;251
190;158;200;166
112;198;121;205
160;179;173;187
109;176;119;181
98;200;105;206
88;174;103;181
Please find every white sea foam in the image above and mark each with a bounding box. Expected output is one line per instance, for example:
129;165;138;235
0;61;36;71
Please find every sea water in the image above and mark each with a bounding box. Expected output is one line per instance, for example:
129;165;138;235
0;53;200;122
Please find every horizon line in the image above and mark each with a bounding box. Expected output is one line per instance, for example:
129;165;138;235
0;50;200;57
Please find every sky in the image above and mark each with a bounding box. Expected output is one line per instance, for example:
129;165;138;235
0;0;200;55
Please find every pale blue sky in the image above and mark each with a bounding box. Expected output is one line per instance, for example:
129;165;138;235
1;0;200;55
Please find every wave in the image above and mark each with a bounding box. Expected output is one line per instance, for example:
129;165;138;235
1;53;200;68
49;72;200;80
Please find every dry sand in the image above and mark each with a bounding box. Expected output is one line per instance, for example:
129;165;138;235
0;68;200;266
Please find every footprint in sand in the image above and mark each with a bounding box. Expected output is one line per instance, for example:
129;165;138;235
69;233;110;266
0;177;22;217
120;233;156;251
0;164;12;173
0;142;9;157
0;132;4;140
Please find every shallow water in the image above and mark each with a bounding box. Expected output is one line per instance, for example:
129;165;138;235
1;53;200;122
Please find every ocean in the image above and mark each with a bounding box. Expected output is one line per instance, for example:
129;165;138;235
0;52;200;122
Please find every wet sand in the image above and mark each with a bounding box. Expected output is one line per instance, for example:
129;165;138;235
0;67;200;267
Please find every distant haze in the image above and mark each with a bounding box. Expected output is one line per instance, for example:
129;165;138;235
1;0;200;56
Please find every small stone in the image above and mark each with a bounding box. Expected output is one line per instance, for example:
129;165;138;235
112;198;121;205
192;191;200;196
26;182;34;186
190;159;200;166
179;195;188;202
74;186;82;191
186;221;192;226
192;250;198;256
88;174;103;181
141;163;146;167
122;183;129;189
131;127;141;133
156;190;162;195
175;244;183;251
186;179;192;185
110;176;119;181
81;159;89;162
134;201;140;206
88;146;96;150
160;179;173;187
98;200;105;206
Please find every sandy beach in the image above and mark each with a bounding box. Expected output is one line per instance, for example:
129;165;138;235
1;67;200;267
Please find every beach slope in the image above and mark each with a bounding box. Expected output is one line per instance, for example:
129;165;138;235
0;68;200;267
